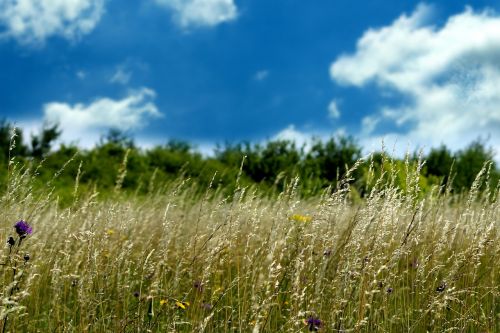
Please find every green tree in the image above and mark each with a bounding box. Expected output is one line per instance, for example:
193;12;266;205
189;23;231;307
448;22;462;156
454;140;497;191
254;140;301;183
424;144;454;185
147;140;200;175
303;136;362;185
100;128;135;148
30;123;62;159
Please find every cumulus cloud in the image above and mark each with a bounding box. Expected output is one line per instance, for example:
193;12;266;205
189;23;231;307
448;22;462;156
328;99;341;119
42;88;162;146
273;125;311;147
0;0;105;45
330;4;500;154
155;0;237;28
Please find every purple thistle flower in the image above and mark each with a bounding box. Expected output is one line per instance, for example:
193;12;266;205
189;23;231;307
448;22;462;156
306;316;322;331
14;220;32;238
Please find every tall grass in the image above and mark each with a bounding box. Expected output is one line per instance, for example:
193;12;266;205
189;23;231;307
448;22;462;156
0;152;499;332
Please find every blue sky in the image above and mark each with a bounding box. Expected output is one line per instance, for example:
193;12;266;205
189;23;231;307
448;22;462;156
1;0;499;157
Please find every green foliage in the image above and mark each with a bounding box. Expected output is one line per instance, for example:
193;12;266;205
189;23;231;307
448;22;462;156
0;121;497;199
454;139;498;191
30;123;61;159
423;140;499;192
424;144;454;185
100;128;135;148
303;136;362;186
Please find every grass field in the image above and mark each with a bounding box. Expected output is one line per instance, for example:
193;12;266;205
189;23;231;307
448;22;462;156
1;158;499;332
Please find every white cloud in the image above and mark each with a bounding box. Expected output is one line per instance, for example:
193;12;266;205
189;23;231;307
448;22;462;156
155;0;237;28
272;125;434;162
361;116;379;136
330;4;500;154
110;68;132;85
42;88;162;147
0;0;105;45
254;70;269;81
194;141;217;157
328;99;341;119
14;119;42;147
272;125;347;152
273;124;311;148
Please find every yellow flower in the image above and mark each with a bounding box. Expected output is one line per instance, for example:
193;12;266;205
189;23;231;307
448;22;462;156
289;214;312;223
160;299;167;306
175;299;190;310
106;229;115;235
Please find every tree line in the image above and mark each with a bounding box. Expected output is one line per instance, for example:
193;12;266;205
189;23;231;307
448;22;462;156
0;120;498;203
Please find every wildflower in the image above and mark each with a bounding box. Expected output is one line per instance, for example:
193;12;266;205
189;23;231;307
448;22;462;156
133;291;140;298
160;299;168;306
436;282;447;293
290;214;312;223
386;287;393;294
23;254;30;262
7;236;15;247
106;229;115;236
305;316;322;331
175;299;190;310
14;220;32;238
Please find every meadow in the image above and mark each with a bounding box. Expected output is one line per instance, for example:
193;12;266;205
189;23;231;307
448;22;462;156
0;153;499;332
